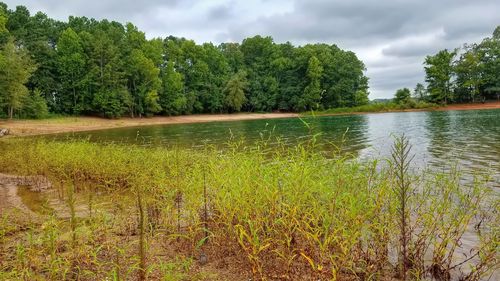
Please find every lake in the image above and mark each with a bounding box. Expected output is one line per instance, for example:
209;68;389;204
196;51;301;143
54;109;500;183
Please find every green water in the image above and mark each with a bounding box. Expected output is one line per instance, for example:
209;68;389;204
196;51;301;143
54;109;500;180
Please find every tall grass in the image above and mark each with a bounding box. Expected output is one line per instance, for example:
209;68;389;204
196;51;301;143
0;138;497;280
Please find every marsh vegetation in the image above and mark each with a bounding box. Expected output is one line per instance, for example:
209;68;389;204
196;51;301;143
0;135;497;280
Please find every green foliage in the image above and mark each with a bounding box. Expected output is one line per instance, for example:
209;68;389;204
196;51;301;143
224;71;247;112
299;56;323;111
57;27;86;114
0;3;372;119
19;88;49;118
455;46;483;102
422;25;500;103
424;49;456;104
0;38;36;118
413;83;427;101
394;88;411;104
160;62;185;115
0;139;496;280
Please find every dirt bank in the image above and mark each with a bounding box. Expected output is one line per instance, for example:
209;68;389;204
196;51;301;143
434;101;500;111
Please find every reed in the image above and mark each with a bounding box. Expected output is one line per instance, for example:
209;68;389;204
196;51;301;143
0;138;497;280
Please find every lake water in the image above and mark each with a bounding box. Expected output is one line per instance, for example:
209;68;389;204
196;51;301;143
54;109;500;184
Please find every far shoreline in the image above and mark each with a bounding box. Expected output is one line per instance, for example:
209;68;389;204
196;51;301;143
312;101;500;117
1;101;499;137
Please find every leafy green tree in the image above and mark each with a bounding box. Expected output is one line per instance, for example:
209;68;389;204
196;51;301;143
240;36;279;111
5;5;30;43
354;76;370;105
224;71;247;112
477;26;500;100
424;49;456;104
85;25;129;118
24;12;64;110
413;83;427;101
160;61;186;115
0;2;380;117
0;39;36;118
455;47;483;102
126;49;161;117
394;88;411;104
299;56;323;110
0;8;8;44
20;88;48;118
57;27;86;113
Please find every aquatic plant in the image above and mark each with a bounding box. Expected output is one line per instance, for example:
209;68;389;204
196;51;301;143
0;138;497;280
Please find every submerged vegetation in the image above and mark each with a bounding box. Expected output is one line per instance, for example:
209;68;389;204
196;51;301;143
0;137;497;280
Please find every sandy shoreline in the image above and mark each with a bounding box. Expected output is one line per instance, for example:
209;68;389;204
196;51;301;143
1;102;499;137
0;113;299;137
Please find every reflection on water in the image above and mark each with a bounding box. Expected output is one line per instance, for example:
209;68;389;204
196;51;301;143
52;109;500;183
425;110;500;179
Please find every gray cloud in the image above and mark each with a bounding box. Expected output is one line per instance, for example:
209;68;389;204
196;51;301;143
3;0;499;98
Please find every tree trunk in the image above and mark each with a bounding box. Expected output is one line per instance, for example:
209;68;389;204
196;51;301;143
8;106;13;119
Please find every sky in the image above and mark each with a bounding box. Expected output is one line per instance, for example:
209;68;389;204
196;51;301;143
3;0;499;99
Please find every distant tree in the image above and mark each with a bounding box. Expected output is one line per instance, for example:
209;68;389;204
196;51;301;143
224;71;247;112
299;56;323;110
126;49;161;117
0;9;8;44
57;27;86;113
455;47;484;102
354;76;370;105
478;26;500;101
0;39;36;118
6;5;30;43
160;61;186;115
424;49;456;104
0;2;376;117
394;88;411;104
20;88;48;118
413;83;427;101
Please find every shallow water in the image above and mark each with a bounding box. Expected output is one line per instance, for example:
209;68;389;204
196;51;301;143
53;109;500;184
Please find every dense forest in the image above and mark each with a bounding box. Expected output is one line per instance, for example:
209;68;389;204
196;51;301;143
0;3;369;119
406;26;500;105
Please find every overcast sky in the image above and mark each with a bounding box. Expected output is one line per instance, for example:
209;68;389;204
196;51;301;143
3;0;499;99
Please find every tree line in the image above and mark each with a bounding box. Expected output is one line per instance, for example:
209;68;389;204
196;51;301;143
0;3;369;119
395;26;499;105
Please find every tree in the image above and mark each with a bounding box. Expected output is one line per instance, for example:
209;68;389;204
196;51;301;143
394;88;411;104
0;39;36;118
299;56;323;110
455;48;483;102
477;26;500;101
224;71;247;112
126;49;161;117
20;88;48;118
0;2;379;117
0;9;8;44
240;35;280;111
413;83;427;101
57;27;86;113
160;61;186;115
424;49;456;104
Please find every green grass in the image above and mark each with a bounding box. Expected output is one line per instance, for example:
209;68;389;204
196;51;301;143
0;138;497;280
